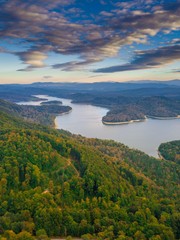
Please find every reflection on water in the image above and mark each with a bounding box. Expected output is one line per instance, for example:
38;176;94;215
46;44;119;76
18;95;180;158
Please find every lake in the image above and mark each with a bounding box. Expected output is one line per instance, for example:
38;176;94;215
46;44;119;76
18;95;180;158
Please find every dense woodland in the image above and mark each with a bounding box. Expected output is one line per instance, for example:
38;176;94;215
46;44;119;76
0;99;71;127
0;98;179;239
102;96;180;123
159;141;180;164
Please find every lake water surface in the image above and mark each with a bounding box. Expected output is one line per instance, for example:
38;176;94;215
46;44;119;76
18;95;180;158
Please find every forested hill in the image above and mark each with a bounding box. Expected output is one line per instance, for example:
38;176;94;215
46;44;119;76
159;140;180;164
0;106;179;239
0;99;71;127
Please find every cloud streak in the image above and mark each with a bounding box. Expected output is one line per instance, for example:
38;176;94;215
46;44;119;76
94;45;180;73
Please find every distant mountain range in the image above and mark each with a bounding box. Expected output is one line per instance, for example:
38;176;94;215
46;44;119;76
29;79;180;91
1;80;180;101
126;79;180;86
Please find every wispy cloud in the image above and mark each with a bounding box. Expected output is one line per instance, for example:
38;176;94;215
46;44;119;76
0;47;7;53
43;75;53;79
94;45;180;73
171;68;180;73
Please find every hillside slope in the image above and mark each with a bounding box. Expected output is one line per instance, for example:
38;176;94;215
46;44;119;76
0;107;179;239
0;99;71;127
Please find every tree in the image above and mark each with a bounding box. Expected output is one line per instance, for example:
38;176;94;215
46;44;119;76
16;231;35;240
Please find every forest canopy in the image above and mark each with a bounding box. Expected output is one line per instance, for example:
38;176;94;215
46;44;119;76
0;100;179;240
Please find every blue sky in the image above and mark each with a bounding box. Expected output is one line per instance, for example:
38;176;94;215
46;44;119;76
0;0;179;83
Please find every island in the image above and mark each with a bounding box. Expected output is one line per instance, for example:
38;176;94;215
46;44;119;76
41;100;62;105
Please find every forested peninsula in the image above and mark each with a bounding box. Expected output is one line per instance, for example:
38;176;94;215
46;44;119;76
100;97;180;124
0;99;72;127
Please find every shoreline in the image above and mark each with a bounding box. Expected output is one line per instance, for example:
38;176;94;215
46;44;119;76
158;150;165;160
102;115;180;125
102;118;146;125
146;115;180;120
54;109;72;129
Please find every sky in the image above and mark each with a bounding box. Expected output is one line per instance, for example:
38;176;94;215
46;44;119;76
0;0;180;84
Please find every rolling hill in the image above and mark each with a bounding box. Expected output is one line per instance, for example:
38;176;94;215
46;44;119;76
0;100;179;239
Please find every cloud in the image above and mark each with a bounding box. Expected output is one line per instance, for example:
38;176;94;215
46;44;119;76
170;39;180;44
0;0;180;71
100;11;114;17
43;75;53;79
88;74;105;78
17;67;33;72
171;68;180;73
0;47;7;53
94;45;180;73
16;51;47;70
52;59;97;71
